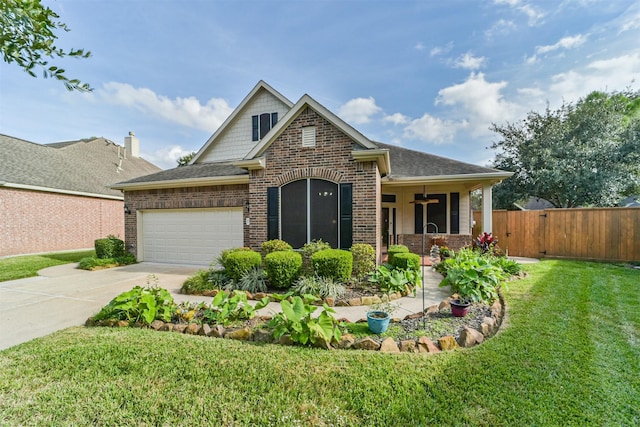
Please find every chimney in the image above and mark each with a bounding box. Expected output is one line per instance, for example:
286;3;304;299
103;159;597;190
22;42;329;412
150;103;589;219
124;131;139;158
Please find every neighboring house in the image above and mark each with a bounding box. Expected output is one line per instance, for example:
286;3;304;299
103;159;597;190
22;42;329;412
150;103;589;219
0;133;161;257
113;81;512;266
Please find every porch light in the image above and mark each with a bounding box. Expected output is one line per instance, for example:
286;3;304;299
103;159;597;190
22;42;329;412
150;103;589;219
124;204;131;215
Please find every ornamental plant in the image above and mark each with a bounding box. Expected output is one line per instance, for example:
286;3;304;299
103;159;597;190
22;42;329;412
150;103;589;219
261;239;293;255
350;243;376;280
390;252;421;272
312;249;353;282
386;244;409;264
224;250;262;282
475;232;497;254
300;239;331;275
264;250;302;288
201;290;269;326
438;248;505;304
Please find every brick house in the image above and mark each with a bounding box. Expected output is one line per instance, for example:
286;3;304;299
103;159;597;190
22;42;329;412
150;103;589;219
113;81;511;265
0;133;161;256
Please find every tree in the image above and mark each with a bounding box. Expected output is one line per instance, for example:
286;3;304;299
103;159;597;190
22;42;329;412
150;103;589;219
177;152;196;167
490;90;640;209
1;0;92;91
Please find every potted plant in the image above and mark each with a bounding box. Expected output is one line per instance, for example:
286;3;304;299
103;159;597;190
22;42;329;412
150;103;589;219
366;300;397;334
449;295;471;317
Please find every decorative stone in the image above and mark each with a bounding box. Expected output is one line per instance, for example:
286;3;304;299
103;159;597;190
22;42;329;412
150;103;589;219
389;293;400;301
403;312;423;321
371;295;382;304
159;322;174;332
399;339;417;353
85;317;95;327
438;335;459;351
348;298;362;306
225;327;252;341
357;318;367;323
210;324;225;338
361;296;375;306
173;324;188;333
252;329;273;343
116;320;129;328
491;300;502;319
278;334;295;346
202;290;216;297
380;337;400;353
198;324;212;336
438;299;451;311
259;315;272;321
324;297;335;307
254;292;267;300
380;294;390;302
336;317;351;323
313;339;333;350
417;336;440;353
425;304;439;314
481;317;496;336
457;326;484;348
353;337;381;351
185;323;200;335
391;317;402;323
245;292;254;300
336;333;356;349
336;300;349;307
150;320;165;331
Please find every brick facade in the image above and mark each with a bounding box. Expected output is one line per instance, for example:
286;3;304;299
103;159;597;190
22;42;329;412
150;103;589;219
0;187;123;256
248;107;381;258
123;184;249;255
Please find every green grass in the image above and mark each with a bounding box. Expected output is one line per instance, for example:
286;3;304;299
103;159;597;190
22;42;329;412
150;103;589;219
0;260;638;425
0;250;95;282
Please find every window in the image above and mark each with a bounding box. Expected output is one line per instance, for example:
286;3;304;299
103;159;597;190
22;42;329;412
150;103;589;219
252;112;278;141
414;193;448;234
267;180;352;249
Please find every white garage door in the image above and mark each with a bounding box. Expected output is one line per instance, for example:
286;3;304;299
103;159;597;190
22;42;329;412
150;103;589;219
140;208;243;265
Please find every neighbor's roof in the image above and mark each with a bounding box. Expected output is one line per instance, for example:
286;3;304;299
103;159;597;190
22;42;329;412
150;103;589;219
0;134;161;199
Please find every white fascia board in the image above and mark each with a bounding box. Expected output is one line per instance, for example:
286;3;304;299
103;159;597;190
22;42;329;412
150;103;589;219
246;94;378;159
381;171;514;187
0;182;124;200
111;175;249;191
232;157;266;170
190;81;294;164
351;149;391;176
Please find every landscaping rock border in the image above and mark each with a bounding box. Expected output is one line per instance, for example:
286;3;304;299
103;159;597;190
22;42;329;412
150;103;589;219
85;293;505;355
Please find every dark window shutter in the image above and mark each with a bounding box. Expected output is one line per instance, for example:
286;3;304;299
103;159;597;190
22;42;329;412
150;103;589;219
339;183;353;249
267;187;279;240
271;112;278;127
414;194;424;234
252;115;259;141
450;192;460;234
260;113;271;139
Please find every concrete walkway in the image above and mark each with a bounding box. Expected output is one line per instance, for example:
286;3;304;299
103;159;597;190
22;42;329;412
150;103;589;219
0;262;455;350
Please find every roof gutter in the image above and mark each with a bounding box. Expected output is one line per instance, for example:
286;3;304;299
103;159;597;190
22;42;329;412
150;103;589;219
381;171;513;187
0;182;124;200
110;175;249;191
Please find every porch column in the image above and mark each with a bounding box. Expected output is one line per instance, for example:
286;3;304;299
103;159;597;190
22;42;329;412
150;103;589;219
482;183;493;234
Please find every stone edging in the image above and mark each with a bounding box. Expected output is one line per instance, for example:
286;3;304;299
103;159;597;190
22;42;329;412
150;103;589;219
86;293;505;355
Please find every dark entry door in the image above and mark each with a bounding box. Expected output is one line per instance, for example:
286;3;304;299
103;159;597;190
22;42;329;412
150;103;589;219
381;207;390;247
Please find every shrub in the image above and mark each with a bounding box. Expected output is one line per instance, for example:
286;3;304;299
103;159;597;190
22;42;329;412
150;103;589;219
387;244;409;264
94;235;125;259
209;269;231;289
224;250;262;282
438;248;505;304
369;264;420;294
217;247;252;268
490;256;522;276
261;239;293;255
391;252;421;272
300;240;331;275
350;243;376;280
291;275;346;299
264;251;302;289
77;253;136;271
228;267;268;294
181;270;211;294
312;249;353;282
201;290;269;326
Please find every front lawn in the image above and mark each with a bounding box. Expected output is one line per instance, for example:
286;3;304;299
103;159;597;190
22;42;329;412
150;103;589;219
0;250;95;282
0;260;638;425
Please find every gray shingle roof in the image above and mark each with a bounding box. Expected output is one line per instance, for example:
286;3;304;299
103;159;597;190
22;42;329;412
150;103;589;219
115;162;248;185
374;142;503;177
0;134;161;198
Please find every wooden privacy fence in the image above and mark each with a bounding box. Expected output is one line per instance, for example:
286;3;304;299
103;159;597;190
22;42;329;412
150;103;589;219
472;208;640;262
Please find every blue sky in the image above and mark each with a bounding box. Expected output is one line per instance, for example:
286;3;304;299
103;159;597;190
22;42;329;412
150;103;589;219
1;0;639;169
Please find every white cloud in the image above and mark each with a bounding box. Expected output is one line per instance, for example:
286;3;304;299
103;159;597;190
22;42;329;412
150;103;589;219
526;34;588;63
435;72;519;134
619;11;640;34
100;82;233;132
403;114;466;144
415;42;426;51
338;97;382;124
383;113;410;125
548;53;640;104
485;19;517;38
430;41;454;57
453;52;487;70
494;0;544;26
143;145;193;169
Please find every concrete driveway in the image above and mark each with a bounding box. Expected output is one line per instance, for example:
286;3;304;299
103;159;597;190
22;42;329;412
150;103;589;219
0;262;201;350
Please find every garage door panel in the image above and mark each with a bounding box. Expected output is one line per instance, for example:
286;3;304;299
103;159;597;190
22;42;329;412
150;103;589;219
141;208;243;265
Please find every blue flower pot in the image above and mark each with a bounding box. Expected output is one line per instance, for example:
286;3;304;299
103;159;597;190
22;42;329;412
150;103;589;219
367;311;391;334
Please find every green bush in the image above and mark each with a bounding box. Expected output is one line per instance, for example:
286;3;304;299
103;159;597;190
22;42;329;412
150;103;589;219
261;239;293;255
291;275;346;299
264;251;302;289
311;249;353;282
490;256;522;276
217;247;252;268
387;244;409;264
391;252;421;272
77;253;136;271
224;250;262;282
300;240;331;275
181;270;211;294
94;235;125;259
350;243;376;280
